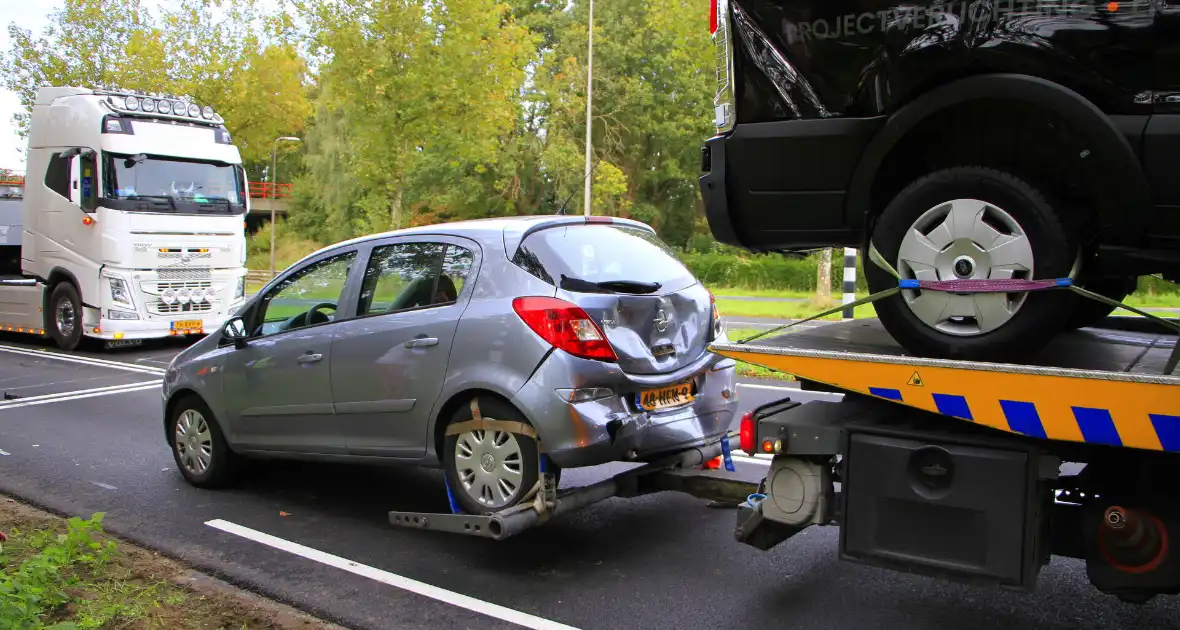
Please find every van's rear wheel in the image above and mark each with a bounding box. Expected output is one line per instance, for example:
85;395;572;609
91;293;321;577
47;282;83;351
865;167;1077;362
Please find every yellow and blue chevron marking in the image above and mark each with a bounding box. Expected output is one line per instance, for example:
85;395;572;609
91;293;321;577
713;347;1180;453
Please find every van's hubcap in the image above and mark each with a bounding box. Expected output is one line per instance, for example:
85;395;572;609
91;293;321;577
175;409;213;475
455;429;524;510
896;198;1034;336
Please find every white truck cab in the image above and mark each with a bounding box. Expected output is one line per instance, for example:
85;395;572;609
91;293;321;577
0;86;249;350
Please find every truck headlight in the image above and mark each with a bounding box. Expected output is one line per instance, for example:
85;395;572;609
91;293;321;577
235;277;245;300
108;277;133;306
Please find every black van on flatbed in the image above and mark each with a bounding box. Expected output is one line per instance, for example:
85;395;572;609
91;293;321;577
699;0;1180;361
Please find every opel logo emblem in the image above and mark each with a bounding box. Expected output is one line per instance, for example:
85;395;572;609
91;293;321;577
654;309;671;332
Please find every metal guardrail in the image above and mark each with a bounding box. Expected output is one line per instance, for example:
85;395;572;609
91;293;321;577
248;182;293;199
245;270;276;285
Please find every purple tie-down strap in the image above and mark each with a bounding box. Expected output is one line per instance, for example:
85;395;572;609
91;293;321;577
898;278;1072;293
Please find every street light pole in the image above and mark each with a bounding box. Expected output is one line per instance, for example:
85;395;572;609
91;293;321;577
269;136;301;277
583;0;594;217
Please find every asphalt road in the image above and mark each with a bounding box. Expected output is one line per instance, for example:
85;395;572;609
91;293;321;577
0;333;1177;630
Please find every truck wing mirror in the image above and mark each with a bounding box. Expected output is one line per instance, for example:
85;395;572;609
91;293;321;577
222;316;249;349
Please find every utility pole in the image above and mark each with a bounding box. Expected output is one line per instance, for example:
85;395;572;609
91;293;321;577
583;0;594;217
269;136;300;277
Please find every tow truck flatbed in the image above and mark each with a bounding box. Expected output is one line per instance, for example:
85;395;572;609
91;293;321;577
711;318;1178;453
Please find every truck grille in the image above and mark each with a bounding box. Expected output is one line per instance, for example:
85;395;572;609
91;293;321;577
143;279;215;316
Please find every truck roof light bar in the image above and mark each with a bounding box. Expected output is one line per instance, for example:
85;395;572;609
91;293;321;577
101;91;224;125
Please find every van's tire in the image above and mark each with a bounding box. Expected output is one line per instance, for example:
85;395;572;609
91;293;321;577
1064;275;1137;330
167;395;241;489
864;167;1077;362
47;282;83;351
443;396;541;515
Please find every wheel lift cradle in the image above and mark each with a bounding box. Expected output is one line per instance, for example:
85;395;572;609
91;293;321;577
710;316;1180;598
387;422;762;541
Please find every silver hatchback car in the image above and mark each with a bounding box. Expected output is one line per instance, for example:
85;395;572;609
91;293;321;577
162;215;739;514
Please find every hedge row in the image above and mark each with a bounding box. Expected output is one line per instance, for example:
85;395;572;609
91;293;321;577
677;249;1179;295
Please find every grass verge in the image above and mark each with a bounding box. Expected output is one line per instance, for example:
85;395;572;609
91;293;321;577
0;496;338;630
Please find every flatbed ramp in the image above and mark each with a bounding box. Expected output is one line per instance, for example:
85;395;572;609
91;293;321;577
711;318;1179;452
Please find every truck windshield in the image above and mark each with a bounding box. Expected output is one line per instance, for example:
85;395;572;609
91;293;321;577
101;152;246;215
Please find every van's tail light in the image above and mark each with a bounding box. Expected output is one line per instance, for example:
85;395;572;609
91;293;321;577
513;296;618;362
709;0;718;34
739;411;755;454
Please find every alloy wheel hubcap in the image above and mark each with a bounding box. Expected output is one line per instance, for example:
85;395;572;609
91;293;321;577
455;429;524;510
896;198;1034;336
56;299;75;337
174;409;213;475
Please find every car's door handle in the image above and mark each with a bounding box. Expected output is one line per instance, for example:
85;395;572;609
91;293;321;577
297;352;323;363
405;337;439;348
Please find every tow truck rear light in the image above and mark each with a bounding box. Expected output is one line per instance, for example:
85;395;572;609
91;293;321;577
710;0;718;34
739;410;755;454
512;296;618;362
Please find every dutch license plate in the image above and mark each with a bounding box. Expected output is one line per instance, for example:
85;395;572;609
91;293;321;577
636;382;694;412
171;319;203;333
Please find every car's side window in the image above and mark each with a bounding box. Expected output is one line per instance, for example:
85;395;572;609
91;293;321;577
253;251;357;337
439;244;475;301
357;242;446;316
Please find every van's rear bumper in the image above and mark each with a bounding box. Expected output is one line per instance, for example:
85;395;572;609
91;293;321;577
698;118;883;252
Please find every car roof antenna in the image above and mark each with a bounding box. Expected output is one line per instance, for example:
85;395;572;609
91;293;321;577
555;159;602;216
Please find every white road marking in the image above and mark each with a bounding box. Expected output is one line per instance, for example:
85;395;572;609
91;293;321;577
91;481;117;491
0;449;9;456
0;381;160;411
736;382;794;392
0;344;167;375
205;519;581;630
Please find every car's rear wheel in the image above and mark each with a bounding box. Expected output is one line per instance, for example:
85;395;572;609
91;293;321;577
443;396;540;515
168;395;240;488
864;167;1077;362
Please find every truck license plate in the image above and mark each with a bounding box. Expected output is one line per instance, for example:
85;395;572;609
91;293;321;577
636;382;694;411
171;319;203;333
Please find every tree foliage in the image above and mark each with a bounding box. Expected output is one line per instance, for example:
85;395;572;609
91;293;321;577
1;0;718;248
0;0;311;177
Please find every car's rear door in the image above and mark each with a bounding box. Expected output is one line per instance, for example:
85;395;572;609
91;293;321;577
515;222;714;377
329;235;480;458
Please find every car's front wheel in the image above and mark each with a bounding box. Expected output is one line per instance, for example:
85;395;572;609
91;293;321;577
443;396;541;515
864;167;1077;362
168;395;240;488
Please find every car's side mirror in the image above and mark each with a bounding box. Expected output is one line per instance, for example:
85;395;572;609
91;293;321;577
222;316;249;349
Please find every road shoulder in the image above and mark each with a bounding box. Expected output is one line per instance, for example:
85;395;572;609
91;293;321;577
0;494;344;630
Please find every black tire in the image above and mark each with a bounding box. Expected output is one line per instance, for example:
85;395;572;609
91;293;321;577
47;282;83;351
864;167;1077;362
443;396;541;515
167;395;241;488
1064;275;1137;330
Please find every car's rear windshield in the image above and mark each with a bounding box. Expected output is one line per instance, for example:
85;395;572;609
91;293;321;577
512;224;696;293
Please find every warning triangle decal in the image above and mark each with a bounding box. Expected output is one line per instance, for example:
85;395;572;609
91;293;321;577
907;371;923;387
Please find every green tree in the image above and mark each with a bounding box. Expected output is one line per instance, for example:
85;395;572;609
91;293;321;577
294;0;538;236
536;0;714;245
0;0;311;178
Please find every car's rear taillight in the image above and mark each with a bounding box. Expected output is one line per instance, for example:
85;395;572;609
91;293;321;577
512;296;618;362
739;411;755;454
